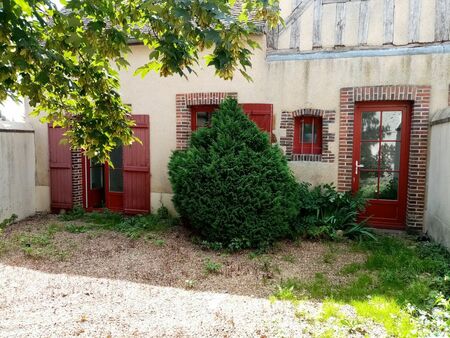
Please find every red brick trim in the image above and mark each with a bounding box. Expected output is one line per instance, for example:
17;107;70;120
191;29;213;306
71;150;83;207
280;108;336;162
338;85;431;231
176;92;238;149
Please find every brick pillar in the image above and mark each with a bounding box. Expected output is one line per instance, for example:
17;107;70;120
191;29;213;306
71;150;83;207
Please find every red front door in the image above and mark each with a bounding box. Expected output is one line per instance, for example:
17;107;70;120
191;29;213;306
352;102;411;229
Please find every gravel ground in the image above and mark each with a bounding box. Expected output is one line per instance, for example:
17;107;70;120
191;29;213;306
0;264;387;337
0;215;366;298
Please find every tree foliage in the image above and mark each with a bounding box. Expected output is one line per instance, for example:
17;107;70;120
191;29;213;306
168;98;300;250
0;0;280;161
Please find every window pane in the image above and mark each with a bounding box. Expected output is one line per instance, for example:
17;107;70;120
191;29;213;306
90;165;103;189
359;171;378;199
109;146;123;192
382;111;402;140
362;111;380;140
109;169;123;192
302;122;313;143
110;146;123;169
360;142;379;169
196;112;211;129
379;172;399;200
380;141;401;171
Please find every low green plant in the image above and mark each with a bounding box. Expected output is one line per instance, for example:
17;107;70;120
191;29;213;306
294;183;374;241
64;224;91;233
15;232;68;261
152;239;166;247
59;206;177;239
0;214;18;229
204;258;223;274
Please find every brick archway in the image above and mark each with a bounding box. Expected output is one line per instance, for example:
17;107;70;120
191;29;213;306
338;85;431;231
176;92;237;150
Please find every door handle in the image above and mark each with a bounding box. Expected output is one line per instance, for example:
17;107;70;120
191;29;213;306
355;160;365;175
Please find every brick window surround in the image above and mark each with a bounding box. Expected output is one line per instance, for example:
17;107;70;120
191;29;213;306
280;108;336;162
176;92;238;150
338;85;431;231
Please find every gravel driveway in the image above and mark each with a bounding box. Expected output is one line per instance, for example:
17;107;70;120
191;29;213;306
0;263;320;337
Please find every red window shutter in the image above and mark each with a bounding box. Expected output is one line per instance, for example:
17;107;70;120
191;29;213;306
242;104;274;140
48;125;73;211
123;115;150;214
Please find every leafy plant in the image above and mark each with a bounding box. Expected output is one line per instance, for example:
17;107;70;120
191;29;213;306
169;98;300;250
1;0;280;162
294;183;373;240
204;258;223;274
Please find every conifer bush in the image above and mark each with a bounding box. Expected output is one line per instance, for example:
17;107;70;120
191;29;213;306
168;98;299;250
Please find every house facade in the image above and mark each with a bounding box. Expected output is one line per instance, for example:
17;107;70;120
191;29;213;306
27;0;450;243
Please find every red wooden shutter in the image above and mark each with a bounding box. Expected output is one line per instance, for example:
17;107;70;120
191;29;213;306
123;115;150;214
48;125;73;212
242;104;273;139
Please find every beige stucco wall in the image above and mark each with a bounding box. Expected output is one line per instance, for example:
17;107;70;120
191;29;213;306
27;0;450;216
427;111;450;250
112;41;450;212
0;121;36;221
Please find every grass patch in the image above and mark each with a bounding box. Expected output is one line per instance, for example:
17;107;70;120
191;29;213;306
14;231;69;261
352;296;415;337
272;235;450;336
59;206;178;239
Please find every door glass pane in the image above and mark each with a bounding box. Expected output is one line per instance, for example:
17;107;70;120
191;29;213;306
90;164;103;189
196;112;211;129
362;111;381;140
382;111;402;140
379;172;399;200
360;142;379;169
359;171;378;199
109;169;123;192
380;141;401;171
109;146;123;192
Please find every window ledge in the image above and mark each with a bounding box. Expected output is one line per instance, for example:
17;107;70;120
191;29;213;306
291;154;322;162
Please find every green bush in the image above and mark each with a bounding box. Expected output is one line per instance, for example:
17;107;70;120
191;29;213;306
294;183;373;240
168;98;299;250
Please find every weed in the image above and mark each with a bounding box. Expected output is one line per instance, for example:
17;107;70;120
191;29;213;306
185;279;196;289
0;214;18;228
152;239;165;247
281;254;296;263
64;224;91;233
204;258;222;274
271;285;297;303
322;251;336;264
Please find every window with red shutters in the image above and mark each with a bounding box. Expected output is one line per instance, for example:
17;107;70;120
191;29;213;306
293;116;323;155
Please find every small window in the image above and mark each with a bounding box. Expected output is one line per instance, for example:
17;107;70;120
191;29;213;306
293;116;322;154
191;105;218;131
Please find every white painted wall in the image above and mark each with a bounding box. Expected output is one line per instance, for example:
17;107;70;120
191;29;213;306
0;121;36;221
